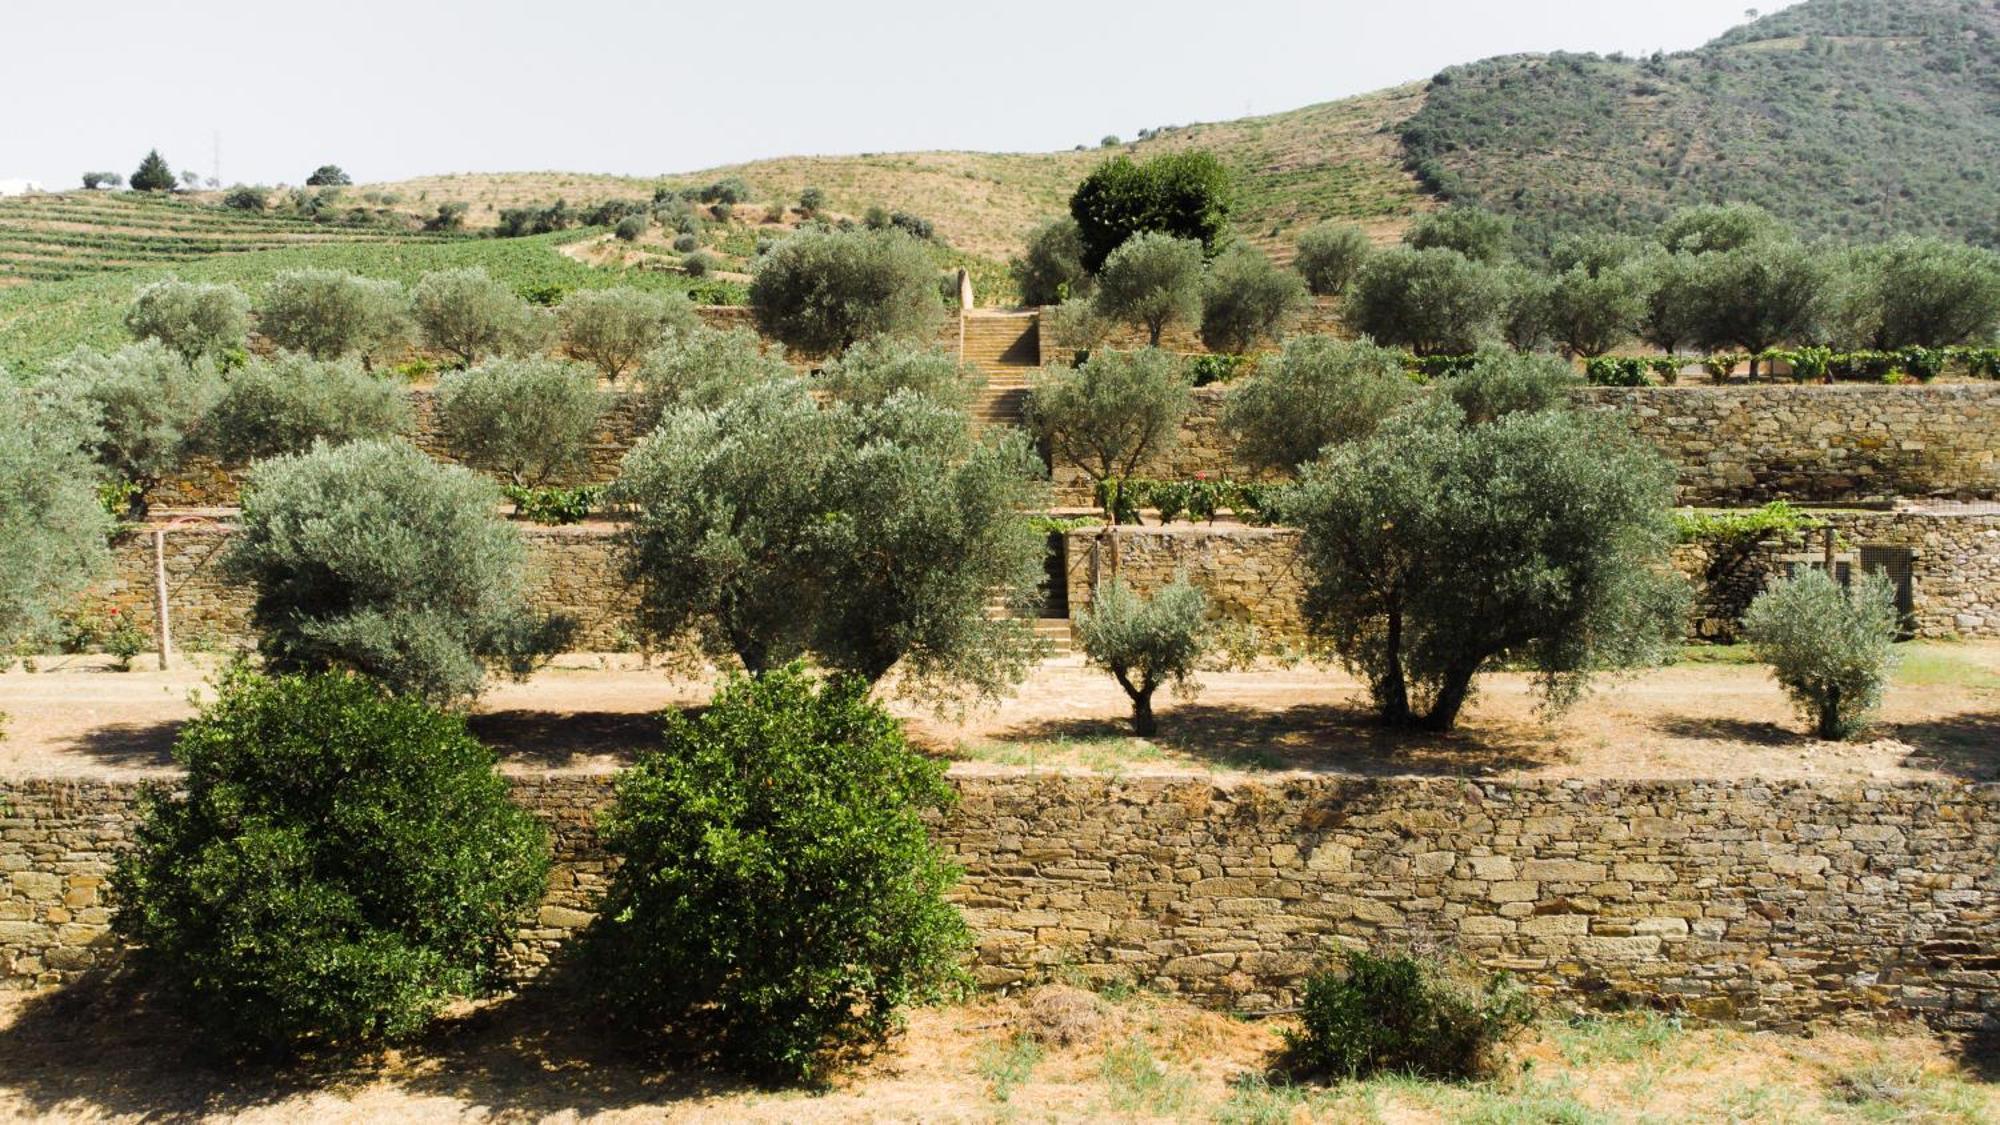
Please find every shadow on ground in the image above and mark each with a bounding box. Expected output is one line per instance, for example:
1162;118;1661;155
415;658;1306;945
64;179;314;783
1649;714;1800;747
54;721;183;769
468;709;664;770
1889;712;2000;781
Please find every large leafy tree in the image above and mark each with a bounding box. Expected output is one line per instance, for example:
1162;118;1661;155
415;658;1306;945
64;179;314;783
1835;236;2000;349
1224;336;1417;471
1069;151;1233;272
749;227;942;358
0;384;111;650
1199;243;1307;354
1026;348;1192;516
1010;216;1091;306
1685;240;1831;369
1344;248;1504;356
1093;232;1205;347
1289;398;1686;730
130;149;175;192
1073;578;1210;736
1541;261;1650;358
1403;205;1515;263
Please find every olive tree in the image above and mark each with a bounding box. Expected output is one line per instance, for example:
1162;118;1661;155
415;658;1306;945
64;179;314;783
411;268;551;366
1011;216;1091;306
632;325;791;427
1542;262;1650;358
816;337;982;410
1685;241;1830;371
0;385;112;650
1403;205;1513;264
1657;203;1784;256
256;269;411;365
1025;348;1192;517
1093;232;1204;347
1224;336;1417;471
1199;243;1307;354
1742;569;1899;740
1345;248;1503;356
1289;400;1686;730
1639;252;1704;355
204;353;412;465
557;287;697;381
1495;266;1553;353
749;227;942;358
1440;351;1580;425
124;278;251;364
1836;237;2000;349
50;342;223;510
435;358;605;487
1073;577;1209;736
224;439;571;703
1294;222;1371;297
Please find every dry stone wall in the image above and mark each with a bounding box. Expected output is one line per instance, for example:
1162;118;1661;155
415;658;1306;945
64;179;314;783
5;774;1995;1033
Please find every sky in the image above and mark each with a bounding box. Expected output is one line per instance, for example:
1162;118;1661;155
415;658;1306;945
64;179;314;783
1;0;1799;189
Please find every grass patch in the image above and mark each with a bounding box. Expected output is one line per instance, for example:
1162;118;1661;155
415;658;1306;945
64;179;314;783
1098;1034;1196;1117
973;1031;1042;1103
1891;644;2000;692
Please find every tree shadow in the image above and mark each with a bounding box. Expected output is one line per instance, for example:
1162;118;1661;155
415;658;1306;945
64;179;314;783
1649;714;1801;746
465;710;663;770
1954;1028;2000;1082
53;720;183;769
1886;713;2000;781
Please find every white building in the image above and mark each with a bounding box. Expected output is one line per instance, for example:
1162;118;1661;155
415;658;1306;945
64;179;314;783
0;179;45;197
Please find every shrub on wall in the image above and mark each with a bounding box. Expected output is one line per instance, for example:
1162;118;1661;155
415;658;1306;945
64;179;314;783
435;358;605;489
203;352;412;465
123;278;251;365
0;384;112;651
112;669;549;1056
815;337;982;410
1073;577;1209;736
556;287;696;382
49;341;223;512
632;325;790;427
588;665;969;1082
257;269;412;365
1742;569;1899;740
1281;950;1535;1082
749;227;942;358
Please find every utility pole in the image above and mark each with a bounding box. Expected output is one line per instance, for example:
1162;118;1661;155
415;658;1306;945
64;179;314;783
212;130;221;189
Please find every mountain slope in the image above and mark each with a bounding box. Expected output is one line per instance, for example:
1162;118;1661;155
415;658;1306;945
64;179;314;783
1399;0;2000;250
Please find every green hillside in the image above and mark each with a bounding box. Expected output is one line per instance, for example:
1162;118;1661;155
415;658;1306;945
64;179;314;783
1399;0;2000;251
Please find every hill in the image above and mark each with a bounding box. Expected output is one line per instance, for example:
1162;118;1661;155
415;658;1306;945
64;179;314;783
1399;0;2000;250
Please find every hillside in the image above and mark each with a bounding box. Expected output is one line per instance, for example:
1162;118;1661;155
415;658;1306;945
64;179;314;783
1400;0;2000;250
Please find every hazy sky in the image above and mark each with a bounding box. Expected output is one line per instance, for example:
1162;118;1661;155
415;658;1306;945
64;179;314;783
4;0;1797;188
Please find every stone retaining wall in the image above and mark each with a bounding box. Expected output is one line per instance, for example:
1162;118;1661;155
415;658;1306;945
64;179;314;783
4;774;1994;1033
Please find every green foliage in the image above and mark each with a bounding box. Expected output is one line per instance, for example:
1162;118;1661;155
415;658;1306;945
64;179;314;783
1494;266;1552;353
112;669;549;1056
632;324;790;426
130;149;175;193
1073;578;1209;736
1281;950;1535;1082
1026;348;1193;514
797;185;826;215
494;199;573;238
305;165;352;187
1542;260;1649;358
1404;205;1514;263
1293;221;1371;297
1673;501;1823;548
498;483;603;525
1345;248;1503;356
204;352;412;465
436;358;604;488
749;227;943;358
50;341;223;502
1684;240;1831;359
1583;355;1651;387
1069;150;1234;272
1439;350;1579;425
1187;352;1253;387
0;384;112;650
681;251;712;277
1658;204;1786;257
1743;569;1900;740
1834;236;2000;349
1011;216;1091;306
1199;244;1307;354
613;214;646;242
1225;335;1417;471
696;177;753;204
589;666;970;1082
1092;232;1204;347
411;267;552;366
225;439;571;703
1289;399;1686;729
613;381;1047;696
222;185;269;212
556;286;696;381
124;277;251;364
816;337;982;410
1103;477;1288;526
257;268;411;363
1638;252;1704;355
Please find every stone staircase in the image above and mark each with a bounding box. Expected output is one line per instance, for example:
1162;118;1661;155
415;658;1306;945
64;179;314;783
961;310;1041;430
986;592;1073;658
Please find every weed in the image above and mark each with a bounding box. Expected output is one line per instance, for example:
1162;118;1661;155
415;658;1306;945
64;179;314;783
1100;1035;1195;1117
974;1032;1042;1103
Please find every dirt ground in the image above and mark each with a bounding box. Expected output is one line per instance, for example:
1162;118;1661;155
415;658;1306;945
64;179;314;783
0;979;1991;1123
2;644;1994;783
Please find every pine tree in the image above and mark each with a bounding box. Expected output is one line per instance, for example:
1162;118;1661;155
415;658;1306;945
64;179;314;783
131;149;175;193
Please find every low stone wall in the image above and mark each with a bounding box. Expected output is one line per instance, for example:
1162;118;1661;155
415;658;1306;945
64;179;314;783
4;774;1995;1033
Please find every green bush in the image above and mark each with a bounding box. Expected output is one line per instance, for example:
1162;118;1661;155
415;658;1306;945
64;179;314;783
1345;248;1504;356
1073;578;1209;736
1281;950;1534;1082
614;214;646;241
1224;336;1416;471
1440;350;1578;425
50;341;224;509
204;352;412;465
1187;352;1252;387
589;666;970;1083
556;287;696;381
0;384;112;650
681;251;712;277
225;439;571;703
222;184;269;212
1069;150;1234;272
112;669;549;1056
1293;222;1371;297
1742;569;1900;740
1583;355;1650;387
498;483;603;525
1011;216;1091;306
257;269;412;364
671;232;699;253
1026;348;1192;520
130;149;175;193
435;358;604;488
749;227;943;357
632;324;791;425
1093;232;1204;347
1403;205;1514;264
411;267;551;367
798;185;826;215
1199;244;1307;354
124;277;251;364
305;164;352;187
815;337;982;409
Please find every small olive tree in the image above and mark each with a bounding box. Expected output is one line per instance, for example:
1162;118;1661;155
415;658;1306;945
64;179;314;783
556;287;697;381
1073;577;1209;736
816;337;982;410
1835;237;2000;350
224;439;571;703
0;385;112;650
1403;205;1513;264
1294;221;1371;297
435;358;605;488
256;269;411;365
1011;216;1091;306
50;341;223;510
1542;262;1649;358
411;268;551;367
1345;248;1504;356
1093;231;1204;347
1025;348;1193;519
1199;243;1307;354
1224;336;1417;471
204;353;412;465
124;278;251;364
1742;569;1900;740
631;325;791;428
749;227;942;357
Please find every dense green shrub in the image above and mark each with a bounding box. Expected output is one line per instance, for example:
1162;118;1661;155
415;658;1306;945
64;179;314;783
225;439;570;703
1345;248;1503;356
112;669;549;1056
1543;261;1648;358
124;277;251;364
632;324;790;425
556;287;696;381
498;483;603;526
0;385;112;650
257;269;412;364
1742;569;1900;740
589;666;969;1082
305;164;352;187
613;214;646;241
1069;150;1233;272
1583;355;1650;387
411;268;551;366
681;251;712;277
1403;205;1514;264
204;352;412;464
1011;216;1091;306
1293;222;1371;297
1199;244;1307;354
1439;350;1579;425
50;342;223;508
749;227;942;357
435;358;604;488
222;184;269;212
1834;236;2000;350
696;177;752;205
1684;240;1831;369
1187;352;1253;387
1093;232;1204;347
1026;348;1192;518
671;232;700;253
1658;203;1784;256
1225;336;1416;471
816;337;982;410
1073;578;1209;736
130;149;175;193
798;185;826;215
1281;950;1534;1082
494;199;573;238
